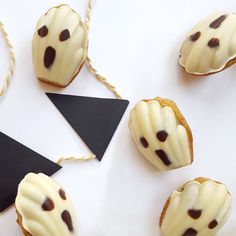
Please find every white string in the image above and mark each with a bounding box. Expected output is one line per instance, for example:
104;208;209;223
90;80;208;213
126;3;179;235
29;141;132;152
85;0;122;99
56;153;96;165
0;21;15;96
57;0;123;165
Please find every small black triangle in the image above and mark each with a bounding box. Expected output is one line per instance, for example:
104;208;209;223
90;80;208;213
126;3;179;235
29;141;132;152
46;93;129;161
0;131;61;212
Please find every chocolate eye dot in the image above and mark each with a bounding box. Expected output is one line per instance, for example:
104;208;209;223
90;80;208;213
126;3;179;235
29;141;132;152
208;38;220;48
140;137;148;148
59;189;67;200
208;219;218;229
60;29;70;41
42;197;54;211
156;130;168;142
188;209;202;219
190;31;201;42
38;25;48;37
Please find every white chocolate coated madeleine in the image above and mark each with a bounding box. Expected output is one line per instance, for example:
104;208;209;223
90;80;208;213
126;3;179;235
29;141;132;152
129;97;193;171
32;4;88;87
160;177;232;236
15;173;77;236
180;11;236;75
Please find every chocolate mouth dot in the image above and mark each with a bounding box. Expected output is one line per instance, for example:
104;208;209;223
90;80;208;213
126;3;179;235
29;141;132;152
210;15;227;29
44;46;56;69
155;150;171;166
182;228;198;236
61;210;74;232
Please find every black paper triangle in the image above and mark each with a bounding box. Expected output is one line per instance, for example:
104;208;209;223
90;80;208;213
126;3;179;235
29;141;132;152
46;93;129;161
0;131;61;212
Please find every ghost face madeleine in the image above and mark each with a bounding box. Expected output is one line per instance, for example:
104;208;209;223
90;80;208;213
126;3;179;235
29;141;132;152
129;97;193;171
160;177;232;236
32;4;88;87
15;173;77;236
180;11;236;75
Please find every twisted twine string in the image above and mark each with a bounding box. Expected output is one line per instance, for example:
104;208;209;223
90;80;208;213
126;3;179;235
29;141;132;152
56;153;96;165
85;0;92;31
85;0;122;99
0;21;15;96
57;0;122;165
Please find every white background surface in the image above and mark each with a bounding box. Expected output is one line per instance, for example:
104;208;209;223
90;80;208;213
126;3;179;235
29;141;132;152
0;0;236;235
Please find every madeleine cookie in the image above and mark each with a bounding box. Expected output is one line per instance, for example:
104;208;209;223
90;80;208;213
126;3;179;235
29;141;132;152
15;173;77;236
32;4;88;87
179;11;236;75
160;177;232;236
129;97;193;171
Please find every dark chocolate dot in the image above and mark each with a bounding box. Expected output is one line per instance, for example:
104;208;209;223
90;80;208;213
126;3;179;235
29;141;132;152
38;25;48;37
156;130;168;142
44;46;56;69
188;209;202;219
59;189;66;200
210;15;227;29
60;29;70;41
42;197;54;211
182;228;198;236
190;31;201;42
140;137;148;148
208;38;220;48
155;150;171;166
61;210;74;232
208;219;218;229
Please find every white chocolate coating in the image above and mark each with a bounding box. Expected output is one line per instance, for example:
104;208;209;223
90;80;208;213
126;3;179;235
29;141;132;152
32;4;88;87
161;179;232;236
129;100;192;171
180;11;236;75
15;173;77;236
